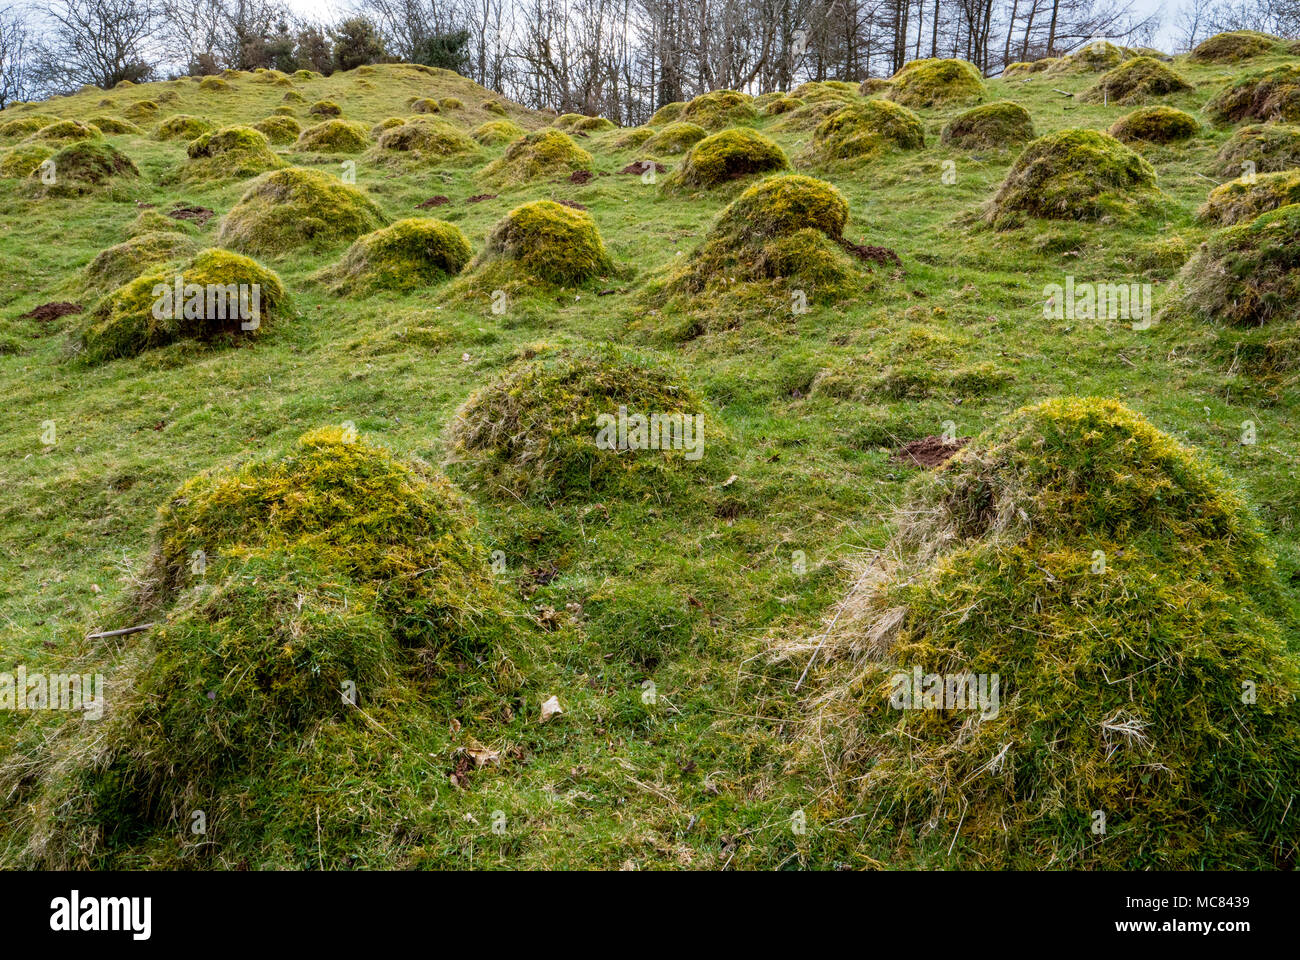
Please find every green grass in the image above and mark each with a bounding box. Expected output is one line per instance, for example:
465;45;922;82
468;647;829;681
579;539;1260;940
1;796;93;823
2;54;1299;869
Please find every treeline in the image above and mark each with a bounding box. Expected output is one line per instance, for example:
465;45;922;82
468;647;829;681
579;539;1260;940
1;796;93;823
1;0;1297;119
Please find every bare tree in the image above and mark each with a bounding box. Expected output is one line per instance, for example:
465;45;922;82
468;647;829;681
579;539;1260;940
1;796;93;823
32;0;161;92
0;3;30;106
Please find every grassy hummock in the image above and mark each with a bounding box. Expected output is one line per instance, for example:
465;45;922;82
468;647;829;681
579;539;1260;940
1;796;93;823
1210;123;1300;176
184;125;287;181
786;396;1300;869
155;115;214;141
1107;105;1199;143
295;119;371;153
369;118;476;161
28;140;137;196
987;128;1160;224
216;166;387;255
467;199;613;286
1190;30;1282;63
678;90;758;130
644;121;707;154
1205;64;1300;124
75;247;291;363
477;129;591;187
471;119;525;145
661;127;788;190
943;102;1034;152
447;344;718;502
806;99;925;163
82;231;199;293
316;217;472;294
251;115;302;144
887;58;986;108
1197;169;1300;225
1081;57;1192;105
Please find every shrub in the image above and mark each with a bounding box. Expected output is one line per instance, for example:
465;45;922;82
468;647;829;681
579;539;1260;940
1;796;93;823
155;115;214;141
447;344;717;502
251;115;302;144
661;127;788;190
795;396;1300;869
1081;57;1193;105
471;199;613;285
295;119;370;153
1108;105;1199;143
477;129;592;187
887;58;985;108
987;128;1160;223
317;218;472;294
1205;64;1300;124
185;126;286;181
76;248;290;363
643;121;707;154
940;101;1035;149
1210;123;1300;176
216;167;387;254
1197;169;1300;225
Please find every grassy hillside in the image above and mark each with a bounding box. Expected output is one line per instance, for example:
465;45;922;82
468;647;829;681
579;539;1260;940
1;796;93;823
1;46;1298;869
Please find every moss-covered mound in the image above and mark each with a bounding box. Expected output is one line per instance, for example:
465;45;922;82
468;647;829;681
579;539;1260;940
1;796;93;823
797;396;1300;869
887;58;985;108
317;218;471;294
369;117;404;136
1082;57;1192;105
410;97;440;114
0;115;56;140
447;344;717;502
24;119;101;145
29;140;137;196
643;121;707;154
791;80;858;103
1048;40;1124;73
86;116;141;135
308;100;342;117
1197;169;1300;225
1190;30;1281;63
648;101;685;126
807;100;925;163
282;90;305;103
556;113;614;132
0;144;53;178
76;248;290;363
198;76;229;91
126;209;195;238
1107;105;1199;144
477;129;592;187
251;115;302;144
483;98;507;115
679;90;758;130
763;96;803;116
652;174;863;318
471;119;525;145
216;167;387;255
371;118;476;160
1002;59;1053;77
987;128;1160;223
611;126;653;149
1210;123;1300;176
441;97;462;110
661;128;788;190
155;115;214;141
1206;64;1300;124
6;427;519;867
295;119;369;153
1159;203;1300;379
185;126;286;181
940;101;1034;149
82;231;198;292
470;200;613;286
122;100;158;120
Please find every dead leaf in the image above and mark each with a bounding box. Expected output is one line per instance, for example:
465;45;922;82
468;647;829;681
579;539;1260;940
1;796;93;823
540;695;563;723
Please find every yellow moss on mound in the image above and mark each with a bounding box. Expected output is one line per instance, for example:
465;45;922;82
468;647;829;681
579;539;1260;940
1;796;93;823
470;200;613;285
216;167;387;255
316;218;472;294
887;58;985;108
662;128;788;190
295;119;370;153
478;130;592;187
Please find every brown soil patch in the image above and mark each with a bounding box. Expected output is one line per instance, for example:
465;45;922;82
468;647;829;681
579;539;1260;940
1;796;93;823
619;160;666;175
417;195;451;208
568;169;594;184
167;204;215;226
21;301;83;322
891;435;969;468
465;193;497;203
